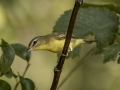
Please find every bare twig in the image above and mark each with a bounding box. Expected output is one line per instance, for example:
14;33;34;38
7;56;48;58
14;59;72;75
22;63;31;77
58;47;95;90
14;62;31;90
50;0;83;90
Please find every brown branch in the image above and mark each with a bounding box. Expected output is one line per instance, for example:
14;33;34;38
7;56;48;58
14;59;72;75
57;47;95;90
50;0;83;90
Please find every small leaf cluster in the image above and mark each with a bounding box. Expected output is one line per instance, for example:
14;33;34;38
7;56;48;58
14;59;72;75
53;4;120;63
0;39;35;90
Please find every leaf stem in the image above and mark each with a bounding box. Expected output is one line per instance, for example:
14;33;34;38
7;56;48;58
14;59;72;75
13;62;31;90
22;63;31;77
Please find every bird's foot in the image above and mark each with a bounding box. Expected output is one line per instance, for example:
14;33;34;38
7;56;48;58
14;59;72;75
54;66;60;72
61;53;68;57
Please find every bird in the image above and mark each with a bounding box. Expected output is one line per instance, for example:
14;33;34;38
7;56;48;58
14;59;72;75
26;32;97;53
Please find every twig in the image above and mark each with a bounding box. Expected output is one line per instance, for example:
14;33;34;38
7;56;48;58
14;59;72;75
22;63;31;77
14;62;31;90
13;74;18;86
57;47;95;90
50;0;83;90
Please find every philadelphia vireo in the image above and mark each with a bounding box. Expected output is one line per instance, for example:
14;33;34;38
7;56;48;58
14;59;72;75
26;32;97;53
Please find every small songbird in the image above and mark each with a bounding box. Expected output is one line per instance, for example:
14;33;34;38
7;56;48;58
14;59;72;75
26;32;97;53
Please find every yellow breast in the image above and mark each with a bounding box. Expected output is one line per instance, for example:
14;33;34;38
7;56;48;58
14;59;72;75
48;38;65;53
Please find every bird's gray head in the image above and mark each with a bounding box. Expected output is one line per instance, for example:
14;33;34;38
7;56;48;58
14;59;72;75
26;36;40;52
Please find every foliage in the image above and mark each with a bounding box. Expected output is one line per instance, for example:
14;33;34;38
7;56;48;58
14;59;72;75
0;2;120;90
0;39;34;90
103;44;120;63
0;80;11;90
54;7;119;58
19;76;35;90
11;44;31;62
0;39;15;77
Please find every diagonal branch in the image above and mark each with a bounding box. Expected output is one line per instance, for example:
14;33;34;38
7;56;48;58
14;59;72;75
50;0;83;90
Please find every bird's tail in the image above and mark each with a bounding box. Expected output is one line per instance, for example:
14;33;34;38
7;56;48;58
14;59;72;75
84;39;98;44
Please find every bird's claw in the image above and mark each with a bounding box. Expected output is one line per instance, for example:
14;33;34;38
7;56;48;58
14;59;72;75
61;53;68;56
54;67;60;72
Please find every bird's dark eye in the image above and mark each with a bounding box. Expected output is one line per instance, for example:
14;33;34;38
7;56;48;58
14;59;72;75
33;40;37;46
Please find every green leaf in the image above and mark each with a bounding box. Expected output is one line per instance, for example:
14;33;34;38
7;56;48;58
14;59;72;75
53;7;119;55
67;45;81;59
0;39;15;76
19;76;35;90
11;44;31;62
103;44;120;63
5;68;13;78
0;80;11;90
57;45;81;60
81;3;120;14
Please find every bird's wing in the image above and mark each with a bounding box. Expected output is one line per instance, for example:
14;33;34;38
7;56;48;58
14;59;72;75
53;32;77;40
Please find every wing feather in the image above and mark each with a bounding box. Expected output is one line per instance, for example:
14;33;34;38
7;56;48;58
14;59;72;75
53;32;77;40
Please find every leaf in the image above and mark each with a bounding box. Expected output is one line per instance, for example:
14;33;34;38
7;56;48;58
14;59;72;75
103;44;120;63
0;80;11;90
53;7;119;56
5;68;13;78
57;45;81;60
0;39;15;76
11;44;31;62
19;76;35;90
81;3;120;14
66;45;81;59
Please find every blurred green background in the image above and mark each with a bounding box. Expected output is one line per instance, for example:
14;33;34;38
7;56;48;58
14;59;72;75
0;0;120;90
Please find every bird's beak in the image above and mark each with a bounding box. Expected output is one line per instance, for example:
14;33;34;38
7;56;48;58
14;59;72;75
26;48;32;52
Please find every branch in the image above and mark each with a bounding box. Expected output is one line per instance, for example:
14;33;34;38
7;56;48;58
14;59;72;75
50;0;83;90
58;47;95;90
